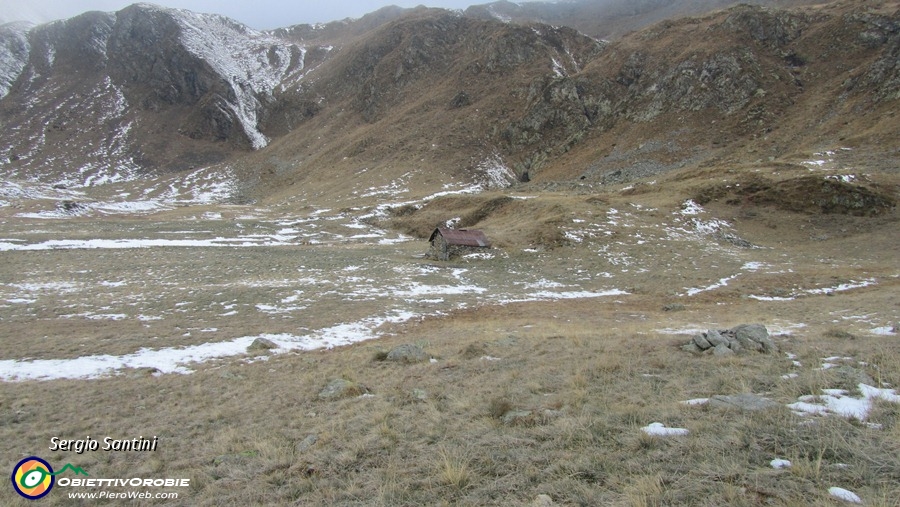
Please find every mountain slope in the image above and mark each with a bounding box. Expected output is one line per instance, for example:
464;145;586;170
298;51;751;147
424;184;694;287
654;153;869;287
246;1;900;203
531;1;900;183
0;4;329;185
241;8;605;201
1;1;898;206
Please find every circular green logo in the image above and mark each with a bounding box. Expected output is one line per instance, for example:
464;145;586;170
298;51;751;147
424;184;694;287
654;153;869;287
11;456;55;500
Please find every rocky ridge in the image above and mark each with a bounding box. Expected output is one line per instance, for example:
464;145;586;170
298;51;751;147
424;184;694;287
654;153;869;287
465;0;832;40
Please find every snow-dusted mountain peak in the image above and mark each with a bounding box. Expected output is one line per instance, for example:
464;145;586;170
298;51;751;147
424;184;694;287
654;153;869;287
0;2;333;186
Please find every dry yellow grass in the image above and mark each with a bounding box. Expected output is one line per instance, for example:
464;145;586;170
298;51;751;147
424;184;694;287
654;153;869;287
2;288;898;505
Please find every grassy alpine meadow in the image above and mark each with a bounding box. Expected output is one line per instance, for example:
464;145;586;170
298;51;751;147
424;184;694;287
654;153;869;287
1;173;898;506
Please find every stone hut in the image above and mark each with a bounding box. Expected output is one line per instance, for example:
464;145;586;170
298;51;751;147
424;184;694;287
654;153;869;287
427;227;491;260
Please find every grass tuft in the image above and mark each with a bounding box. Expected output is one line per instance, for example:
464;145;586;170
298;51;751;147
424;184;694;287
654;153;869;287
435;446;473;491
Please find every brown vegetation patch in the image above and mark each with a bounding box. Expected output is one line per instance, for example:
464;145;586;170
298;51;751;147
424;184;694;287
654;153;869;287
694;175;897;216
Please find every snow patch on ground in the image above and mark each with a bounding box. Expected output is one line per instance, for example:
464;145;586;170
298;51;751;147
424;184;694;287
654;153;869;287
0;237;292;251
641;422;688;436
682;274;740;297
788;383;900;421
828;487;862;504
7;166;238;218
748;278;877;301
770;459;792;469
0;310;417;381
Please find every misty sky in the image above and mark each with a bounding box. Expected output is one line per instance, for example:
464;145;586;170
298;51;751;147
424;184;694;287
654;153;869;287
0;0;484;30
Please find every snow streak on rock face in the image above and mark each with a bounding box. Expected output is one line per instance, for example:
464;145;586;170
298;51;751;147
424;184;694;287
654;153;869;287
0;71;140;186
0;22;31;99
163;6;308;149
476;153;518;189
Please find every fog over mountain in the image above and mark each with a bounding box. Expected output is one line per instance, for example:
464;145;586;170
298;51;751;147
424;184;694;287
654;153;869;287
0;0;480;28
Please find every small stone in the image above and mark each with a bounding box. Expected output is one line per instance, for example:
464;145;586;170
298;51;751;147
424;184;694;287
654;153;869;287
682;342;703;355
693;333;713;350
501;410;534;426
386;344;428;363
533;494;555;507
124;367;160;378
248;337;277;352
297;434;318;453
318;379;365;400
706;329;729;347
412;388;428;401
828;487;862;504
713;343;735;357
709;393;779;411
770;458;792;469
732;324;777;353
734;333;764;353
726;335;744;354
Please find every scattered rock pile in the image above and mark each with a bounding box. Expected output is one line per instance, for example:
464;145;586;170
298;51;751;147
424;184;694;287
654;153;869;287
683;323;778;356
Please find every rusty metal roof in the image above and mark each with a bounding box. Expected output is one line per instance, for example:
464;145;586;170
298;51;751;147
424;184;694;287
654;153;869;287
429;227;491;247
